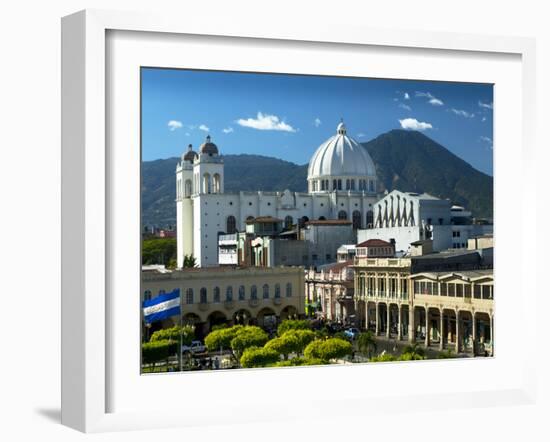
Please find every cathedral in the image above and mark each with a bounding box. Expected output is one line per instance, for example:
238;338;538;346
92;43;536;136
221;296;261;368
175;121;380;267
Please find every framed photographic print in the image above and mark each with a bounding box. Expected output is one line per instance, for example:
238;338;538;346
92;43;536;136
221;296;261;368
61;9;537;433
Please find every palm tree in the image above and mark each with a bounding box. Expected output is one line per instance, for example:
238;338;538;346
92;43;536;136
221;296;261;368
357;331;377;359
183;254;197;268
401;343;425;358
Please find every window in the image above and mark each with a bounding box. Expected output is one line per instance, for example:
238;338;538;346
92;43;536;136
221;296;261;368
213;287;221;303
250;285;257;300
448;284;455;297
352;210;362;229
440;283;447;296
338;210;347;220
284;216;293;229
200;288;207;304
326;254;331;260
474;284;481;299
366;210;374;227
337;179;342;190
263;284;269;299
274;284;281;298
333;179;337;190
350;180;355;190
312;254;318;261
286;283;292;298
238;285;245;301
226;215;237;234
345;179;351;190
226;286;233;302
186;288;194;305
438;218;443;225
144;290;152;301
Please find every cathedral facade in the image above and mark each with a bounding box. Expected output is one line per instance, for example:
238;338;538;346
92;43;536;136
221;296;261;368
176;122;380;268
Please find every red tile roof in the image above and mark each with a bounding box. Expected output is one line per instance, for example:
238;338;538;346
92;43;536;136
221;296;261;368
356;239;393;247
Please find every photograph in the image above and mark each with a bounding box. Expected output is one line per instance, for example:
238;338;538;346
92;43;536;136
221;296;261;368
140;68;494;373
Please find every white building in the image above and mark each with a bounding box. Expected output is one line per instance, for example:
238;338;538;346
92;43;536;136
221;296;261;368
357;190;493;254
176;122;380;267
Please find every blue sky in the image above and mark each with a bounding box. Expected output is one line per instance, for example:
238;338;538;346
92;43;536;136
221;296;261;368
142;68;494;175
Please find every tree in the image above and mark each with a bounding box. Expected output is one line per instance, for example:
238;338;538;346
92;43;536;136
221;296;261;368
183;254;197;268
240;347;280;368
277;319;311;336
357;331;377;359
230;326;269;359
265;332;301;360
142;340;176;371
204;325;243;356
303;338;352;363
150;325;194;346
142;238;177;265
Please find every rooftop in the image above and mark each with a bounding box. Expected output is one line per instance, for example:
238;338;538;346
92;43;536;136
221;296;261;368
356;239;393;248
246;216;283;224
305;219;352;226
411;249;480;260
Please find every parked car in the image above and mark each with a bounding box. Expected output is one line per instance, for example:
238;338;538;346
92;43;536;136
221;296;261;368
181;340;207;354
344;327;360;340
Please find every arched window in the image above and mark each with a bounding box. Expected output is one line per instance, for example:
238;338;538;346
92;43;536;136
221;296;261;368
369;180;375;192
213;287;220;303
213;173;221;193
318;216;326;220
203;173;211;194
337;179;342;190
226;215;237;234
274;283;281;298
184;179;192;197
238;285;245;301
286;283;292;298
352;210;362;229
299;216;309;228
332;179;337;190
250;285;257;300
226;286;233;302
366;210;374;228
200;287;207;304
345;179;350;190
284;216;293;230
185;288;194;305
338;210;347;220
350;180;355;190
263;284;269;299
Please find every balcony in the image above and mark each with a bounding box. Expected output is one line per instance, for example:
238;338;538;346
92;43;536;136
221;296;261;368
249;298;259;308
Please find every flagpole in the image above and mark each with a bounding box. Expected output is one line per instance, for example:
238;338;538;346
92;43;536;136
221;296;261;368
179;288;183;372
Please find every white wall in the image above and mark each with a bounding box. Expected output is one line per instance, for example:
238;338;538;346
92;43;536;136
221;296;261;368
2;1;548;441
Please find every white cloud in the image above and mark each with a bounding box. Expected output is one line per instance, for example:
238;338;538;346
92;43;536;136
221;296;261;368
167;120;183;131
404;92;410;100
478;101;493;110
416;91;444;106
314;117;322;127
450;108;474;118
482;117;487;122
399;118;433;131
222;127;234;134
398;103;412;111
480;136;493;149
236;112;297;132
199;124;210;132
185;132;190;136
357;132;367;138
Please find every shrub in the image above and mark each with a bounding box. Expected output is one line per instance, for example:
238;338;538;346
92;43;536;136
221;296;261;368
240;347;281;368
230;326;269;358
369;353;397;363
142;340;176;365
277;319;311;336
150;325;194;346
204;325;243;352
303;338;352;362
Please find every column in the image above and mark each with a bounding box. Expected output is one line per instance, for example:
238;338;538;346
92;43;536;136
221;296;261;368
424;307;430;347
408;306;415;343
490;314;494;356
439;309;444;351
397;304;402;340
365;301;370;331
386;304;391;338
375;302;380;336
472;312;477;356
455;310;461;353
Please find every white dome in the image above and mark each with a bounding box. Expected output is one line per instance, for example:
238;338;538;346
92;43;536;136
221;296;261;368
307;121;377;184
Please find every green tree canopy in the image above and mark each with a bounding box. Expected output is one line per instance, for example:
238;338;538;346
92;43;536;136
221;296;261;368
230;326;269;358
142;238;177;265
150;325;194;346
204;325;243;352
277;319;311;336
303;338;352;362
265;332;300;359
142;340;176;365
357;331;377;359
240;347;280;368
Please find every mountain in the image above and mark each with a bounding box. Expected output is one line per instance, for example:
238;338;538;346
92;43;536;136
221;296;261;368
142;130;493;228
363;130;493;219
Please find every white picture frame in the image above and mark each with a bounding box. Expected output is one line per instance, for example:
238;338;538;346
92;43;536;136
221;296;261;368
61;9;538;433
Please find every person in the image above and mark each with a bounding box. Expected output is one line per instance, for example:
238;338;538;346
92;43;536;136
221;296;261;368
214;356;220;370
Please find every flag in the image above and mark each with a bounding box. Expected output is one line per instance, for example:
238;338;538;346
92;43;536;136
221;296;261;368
142;288;181;324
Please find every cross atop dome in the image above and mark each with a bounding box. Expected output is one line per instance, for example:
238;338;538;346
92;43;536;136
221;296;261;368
337;119;347;135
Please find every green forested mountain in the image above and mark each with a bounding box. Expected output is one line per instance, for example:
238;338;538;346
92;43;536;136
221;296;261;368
142;130;493;228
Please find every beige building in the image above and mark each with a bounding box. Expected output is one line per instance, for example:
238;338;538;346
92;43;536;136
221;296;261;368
305;261;355;322
142;266;305;338
354;256;494;356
